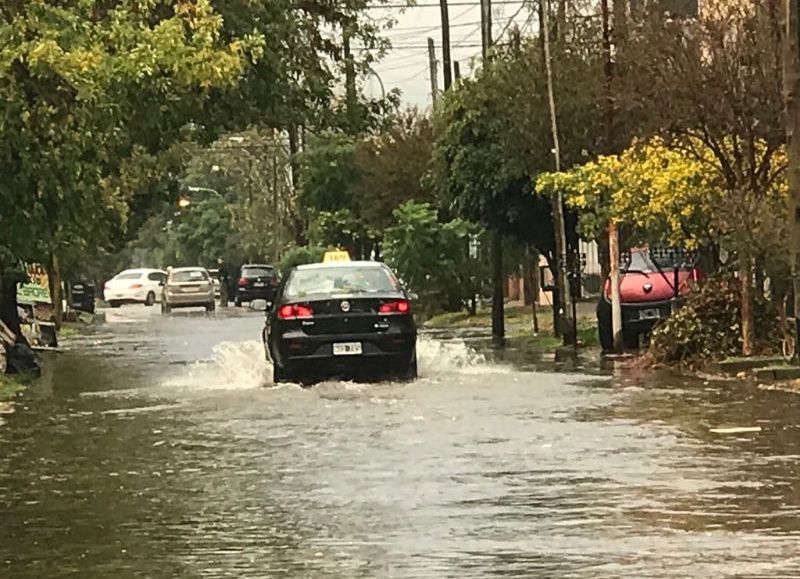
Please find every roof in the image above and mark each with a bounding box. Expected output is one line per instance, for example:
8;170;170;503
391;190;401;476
118;268;164;275
242;263;273;268
295;261;384;271
170;266;208;272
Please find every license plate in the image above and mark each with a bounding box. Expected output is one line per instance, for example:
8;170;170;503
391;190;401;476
333;342;362;356
639;308;661;320
254;282;266;287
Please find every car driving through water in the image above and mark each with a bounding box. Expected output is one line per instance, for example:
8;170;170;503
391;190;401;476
261;261;417;384
161;267;216;314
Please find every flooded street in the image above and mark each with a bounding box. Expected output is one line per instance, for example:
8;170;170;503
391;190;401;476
2;307;800;578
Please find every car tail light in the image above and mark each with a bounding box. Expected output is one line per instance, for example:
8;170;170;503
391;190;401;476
379;299;410;314
278;303;314;320
238;277;248;287
130;283;143;289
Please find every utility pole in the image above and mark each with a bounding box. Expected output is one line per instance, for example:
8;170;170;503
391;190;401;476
601;0;623;353
440;0;453;90
785;0;800;358
343;25;358;133
541;0;573;344
427;37;439;106
481;0;504;342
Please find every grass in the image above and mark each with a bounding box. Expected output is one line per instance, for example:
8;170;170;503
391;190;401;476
425;302;601;352
0;375;26;401
59;325;79;339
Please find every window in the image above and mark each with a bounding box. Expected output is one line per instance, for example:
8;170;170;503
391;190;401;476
171;270;208;283
242;267;274;278
147;272;164;282
285;266;400;299
115;272;143;281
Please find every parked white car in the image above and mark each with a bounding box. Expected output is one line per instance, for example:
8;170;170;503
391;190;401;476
103;269;167;308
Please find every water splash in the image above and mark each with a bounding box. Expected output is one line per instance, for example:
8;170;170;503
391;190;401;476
416;336;494;377
162;340;271;391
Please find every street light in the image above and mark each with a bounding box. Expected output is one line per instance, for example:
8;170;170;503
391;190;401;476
178;186;222;209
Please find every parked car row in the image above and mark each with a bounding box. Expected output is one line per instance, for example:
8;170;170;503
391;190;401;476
102;263;279;313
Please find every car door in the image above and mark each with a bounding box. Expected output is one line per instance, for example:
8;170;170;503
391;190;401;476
146;272;165;300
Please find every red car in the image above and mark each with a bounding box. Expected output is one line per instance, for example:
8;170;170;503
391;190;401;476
597;247;702;350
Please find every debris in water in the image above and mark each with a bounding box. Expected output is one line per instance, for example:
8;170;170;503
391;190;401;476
709;426;762;434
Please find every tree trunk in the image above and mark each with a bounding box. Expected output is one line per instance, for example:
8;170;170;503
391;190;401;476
0;270;21;340
784;0;800;357
491;231;505;342
530;247;540;334
741;256;755;357
48;253;63;331
522;248;534;306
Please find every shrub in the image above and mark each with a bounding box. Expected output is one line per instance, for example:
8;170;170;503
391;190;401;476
649;275;782;363
279;245;325;271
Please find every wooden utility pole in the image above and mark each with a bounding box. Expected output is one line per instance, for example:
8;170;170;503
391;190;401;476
343;26;358;132
482;0;505;341
541;0;573;344
427;37;439;106
785;0;800;356
601;0;623;352
440;0;453;90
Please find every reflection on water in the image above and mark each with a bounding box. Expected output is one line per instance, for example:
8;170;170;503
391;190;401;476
1;306;800;577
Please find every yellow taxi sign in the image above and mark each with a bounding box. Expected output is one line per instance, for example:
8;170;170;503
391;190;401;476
323;250;351;263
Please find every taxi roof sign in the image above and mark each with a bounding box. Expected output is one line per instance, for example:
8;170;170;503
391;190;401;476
323;250;351;263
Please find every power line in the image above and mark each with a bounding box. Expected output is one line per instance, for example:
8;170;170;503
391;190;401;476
365;1;526;7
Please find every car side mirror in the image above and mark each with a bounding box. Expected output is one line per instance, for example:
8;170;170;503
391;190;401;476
250;299;270;312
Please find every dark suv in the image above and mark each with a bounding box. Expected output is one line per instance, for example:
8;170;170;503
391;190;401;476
235;264;278;306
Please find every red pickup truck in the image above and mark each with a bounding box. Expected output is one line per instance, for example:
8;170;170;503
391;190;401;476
597;247;702;350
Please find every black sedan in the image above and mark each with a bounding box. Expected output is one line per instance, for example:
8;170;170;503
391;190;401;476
261;261;417;384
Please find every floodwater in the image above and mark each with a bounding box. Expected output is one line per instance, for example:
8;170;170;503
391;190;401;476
1;306;800;578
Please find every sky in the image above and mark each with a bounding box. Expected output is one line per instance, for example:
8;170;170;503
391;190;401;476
362;2;535;108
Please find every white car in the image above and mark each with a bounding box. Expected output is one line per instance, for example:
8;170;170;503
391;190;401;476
103;269;167;308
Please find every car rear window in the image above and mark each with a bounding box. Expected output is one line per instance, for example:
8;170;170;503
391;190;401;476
243;267;274;278
172;270;208;282
115;272;143;280
285;266;401;299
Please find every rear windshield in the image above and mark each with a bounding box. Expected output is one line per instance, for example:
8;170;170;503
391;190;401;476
114;272;143;280
172;270;208;282
285;266;401;299
243;266;273;277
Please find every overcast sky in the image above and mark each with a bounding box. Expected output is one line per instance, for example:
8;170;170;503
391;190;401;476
362;2;534;109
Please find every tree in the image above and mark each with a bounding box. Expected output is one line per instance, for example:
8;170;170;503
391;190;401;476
383;202;488;315
619;0;787;355
429;32;603;334
0;1;259;334
538;136;789;357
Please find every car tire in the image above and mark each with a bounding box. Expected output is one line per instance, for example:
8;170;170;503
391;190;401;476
596;298;613;352
144;292;156;307
400;352;418;381
272;363;291;384
234;297;242;307
109;300;122;309
623;329;640;350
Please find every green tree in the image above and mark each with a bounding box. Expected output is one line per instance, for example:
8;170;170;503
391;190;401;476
383;202;488;315
0;0;259;333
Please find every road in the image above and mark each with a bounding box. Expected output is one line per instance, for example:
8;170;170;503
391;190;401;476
2;305;800;578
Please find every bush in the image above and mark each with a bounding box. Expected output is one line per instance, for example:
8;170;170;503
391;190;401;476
649;275;782;363
279;245;325;271
383;201;489;316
